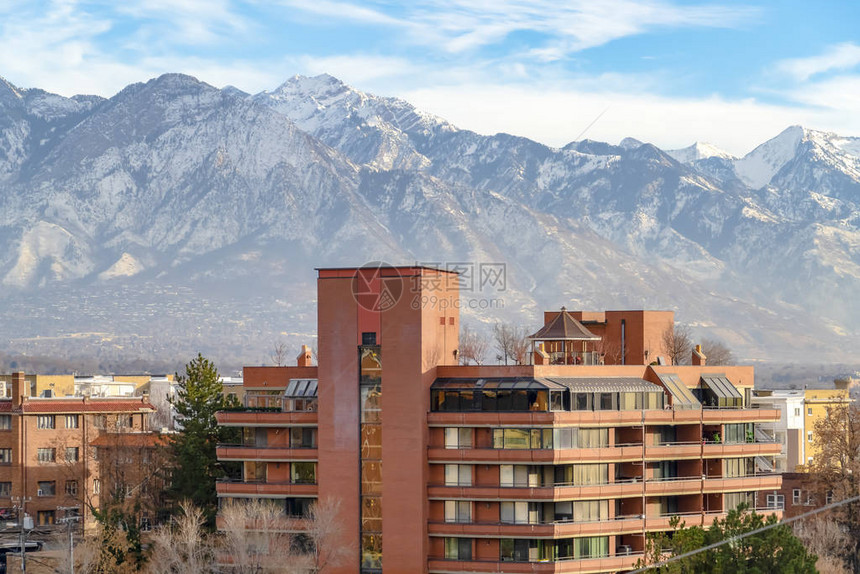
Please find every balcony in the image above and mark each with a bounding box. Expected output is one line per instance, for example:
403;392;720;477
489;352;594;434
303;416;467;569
427;445;645;464
643;475;705;496
427;408;780;428
644;441;705;461
701;440;781;458
702;407;780;423
428;553;643;574
216;478;317;497
428;409;705;428
216;410;317;426
216;444;318;462
429;479;645;502
430;514;649;538
702;473;782;493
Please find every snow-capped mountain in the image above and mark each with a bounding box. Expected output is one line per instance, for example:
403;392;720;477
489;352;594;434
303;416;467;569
0;73;858;366
667;142;736;164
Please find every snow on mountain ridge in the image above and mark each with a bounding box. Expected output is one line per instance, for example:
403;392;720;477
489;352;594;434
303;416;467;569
0;72;859;364
733;125;805;189
667;142;736;164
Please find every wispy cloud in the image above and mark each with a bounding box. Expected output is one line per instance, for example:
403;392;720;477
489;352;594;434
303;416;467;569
274;0;404;26
776;42;860;82
115;0;251;45
279;0;759;57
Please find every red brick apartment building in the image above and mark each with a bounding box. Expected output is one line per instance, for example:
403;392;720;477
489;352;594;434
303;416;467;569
215;266;783;574
0;372;155;529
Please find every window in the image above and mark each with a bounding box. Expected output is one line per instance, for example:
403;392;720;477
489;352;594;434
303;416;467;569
808;407;813;416
361;332;377;346
291;462;316;484
724;458;755;478
37;510;55;525
724;491;754;510
65;415;79;429
444;465;472;486
0;449;11;464
444;538;472;561
554;464;609;486
826;491;834;505
493;428;540;449
794;408;801;417
37;481;55;496
579;500;608;522
285;498;313;517
65;447;79;462
573;536;609;559
93;415;106;429
92;447;99;461
37;448;55;463
500;539;538;562
0;482;10;497
724;423;753;444
93;479;100;494
658;496;679;515
793;489;801;504
37;415;55;429
808;431;813;443
652;460;678;480
766;494;785;509
500;501;542;524
65;480;78;497
0;415;10;430
290;427;317;449
500;465;542;488
444;427;472;449
444;500;471;523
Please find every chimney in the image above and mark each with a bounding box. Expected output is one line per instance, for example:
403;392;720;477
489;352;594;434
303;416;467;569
297;345;314;367
692;344;707;366
11;372;25;408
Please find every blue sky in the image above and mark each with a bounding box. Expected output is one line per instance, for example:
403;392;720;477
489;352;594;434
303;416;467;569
1;0;859;154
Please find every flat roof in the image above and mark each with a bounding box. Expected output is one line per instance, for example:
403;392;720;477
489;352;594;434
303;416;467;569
316;265;458;274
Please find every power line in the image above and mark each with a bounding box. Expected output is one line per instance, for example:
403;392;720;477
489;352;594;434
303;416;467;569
629;495;860;573
572;106;610;143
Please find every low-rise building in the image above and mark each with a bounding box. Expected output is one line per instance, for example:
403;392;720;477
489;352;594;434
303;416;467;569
0;372;156;530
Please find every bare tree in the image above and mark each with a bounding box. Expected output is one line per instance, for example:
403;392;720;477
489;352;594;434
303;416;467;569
593;337;623;365
493;323;529;365
806;403;860;571
662;324;693;366
459;325;489;365
219;498;303;573
146;501;215;574
700;338;734;366
271;340;289;367
794;517;851;574
306;497;352;573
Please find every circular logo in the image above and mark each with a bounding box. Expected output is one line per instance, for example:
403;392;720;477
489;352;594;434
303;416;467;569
351;262;403;312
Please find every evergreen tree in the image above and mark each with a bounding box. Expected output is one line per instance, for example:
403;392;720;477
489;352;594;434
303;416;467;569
638;505;817;573
168;354;240;523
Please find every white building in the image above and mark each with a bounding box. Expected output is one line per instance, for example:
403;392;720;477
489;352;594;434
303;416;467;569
751;389;805;472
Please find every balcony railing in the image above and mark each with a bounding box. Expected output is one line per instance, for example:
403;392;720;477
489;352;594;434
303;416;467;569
217;477;317;486
223;394;318;413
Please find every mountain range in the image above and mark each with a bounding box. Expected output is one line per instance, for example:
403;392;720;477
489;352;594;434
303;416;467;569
0;72;857;368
